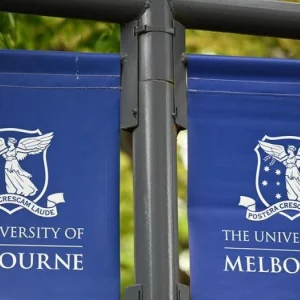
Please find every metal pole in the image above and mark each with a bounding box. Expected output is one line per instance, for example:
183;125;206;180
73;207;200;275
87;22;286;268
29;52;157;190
132;0;179;299
3;0;300;39
0;0;147;23
172;0;300;39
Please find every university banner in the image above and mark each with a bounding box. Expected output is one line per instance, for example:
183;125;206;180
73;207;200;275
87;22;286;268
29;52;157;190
188;55;300;300
0;50;120;299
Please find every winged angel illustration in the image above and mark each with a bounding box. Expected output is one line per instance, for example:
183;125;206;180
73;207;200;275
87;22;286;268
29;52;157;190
0;133;53;197
259;140;300;201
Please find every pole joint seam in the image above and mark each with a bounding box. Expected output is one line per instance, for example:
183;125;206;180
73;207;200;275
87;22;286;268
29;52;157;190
134;25;175;36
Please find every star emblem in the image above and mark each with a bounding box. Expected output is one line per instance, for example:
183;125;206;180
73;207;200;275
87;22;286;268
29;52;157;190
264;166;270;172
276;193;282;200
275;169;281;175
262;180;268;187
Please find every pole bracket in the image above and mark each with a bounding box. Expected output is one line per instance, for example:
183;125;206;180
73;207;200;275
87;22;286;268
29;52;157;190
121;20;186;131
178;283;190;300
173;20;187;130
124;285;143;300
121;20;139;131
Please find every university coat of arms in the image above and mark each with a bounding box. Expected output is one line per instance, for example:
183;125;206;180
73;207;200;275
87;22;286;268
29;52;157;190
240;135;300;221
0;128;64;217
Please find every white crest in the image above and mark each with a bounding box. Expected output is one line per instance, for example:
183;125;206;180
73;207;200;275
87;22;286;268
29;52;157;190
0;128;52;215
255;135;300;221
239;135;300;221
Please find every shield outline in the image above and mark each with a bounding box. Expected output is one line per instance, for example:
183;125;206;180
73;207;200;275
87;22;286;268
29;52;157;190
255;135;300;221
0;128;49;215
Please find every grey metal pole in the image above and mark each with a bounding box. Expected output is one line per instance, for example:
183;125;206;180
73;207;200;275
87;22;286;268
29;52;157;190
172;0;300;39
0;0;147;23
3;0;300;39
132;0;180;299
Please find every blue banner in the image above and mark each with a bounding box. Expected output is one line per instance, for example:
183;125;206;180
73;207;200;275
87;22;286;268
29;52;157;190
188;55;300;300
0;50;120;299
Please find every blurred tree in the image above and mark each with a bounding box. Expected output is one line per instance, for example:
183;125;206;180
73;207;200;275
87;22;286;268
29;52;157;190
0;12;15;48
0;14;120;52
1;2;300;295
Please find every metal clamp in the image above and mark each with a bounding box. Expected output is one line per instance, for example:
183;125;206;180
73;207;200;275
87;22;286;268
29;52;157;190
121;20;187;131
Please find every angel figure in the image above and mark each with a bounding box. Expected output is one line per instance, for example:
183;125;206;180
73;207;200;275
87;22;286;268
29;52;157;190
0;133;53;197
259;140;300;201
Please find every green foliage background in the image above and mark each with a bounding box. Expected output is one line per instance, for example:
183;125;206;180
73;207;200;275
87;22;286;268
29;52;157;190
1;2;300;296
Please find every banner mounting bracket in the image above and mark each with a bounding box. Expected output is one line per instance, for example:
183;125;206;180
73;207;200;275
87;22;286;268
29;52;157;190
121;20;139;131
177;283;190;300
124;284;143;300
173;20;187;130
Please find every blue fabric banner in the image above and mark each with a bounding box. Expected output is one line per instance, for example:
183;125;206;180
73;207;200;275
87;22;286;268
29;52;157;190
188;54;300;300
0;49;120;299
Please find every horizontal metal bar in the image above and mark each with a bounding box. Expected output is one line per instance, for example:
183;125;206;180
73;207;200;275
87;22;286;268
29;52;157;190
0;0;147;23
172;0;300;39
